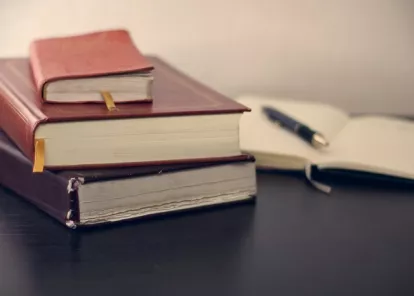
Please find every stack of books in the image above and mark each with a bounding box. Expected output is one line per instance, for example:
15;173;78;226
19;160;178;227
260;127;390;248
0;29;257;229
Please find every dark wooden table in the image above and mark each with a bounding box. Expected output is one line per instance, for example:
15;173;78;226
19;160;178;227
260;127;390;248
1;171;414;296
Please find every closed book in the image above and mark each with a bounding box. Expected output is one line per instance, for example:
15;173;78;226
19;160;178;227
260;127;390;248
0;130;256;228
29;29;154;103
0;56;249;171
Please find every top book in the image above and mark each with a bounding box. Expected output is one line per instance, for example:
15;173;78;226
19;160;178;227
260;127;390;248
29;29;154;103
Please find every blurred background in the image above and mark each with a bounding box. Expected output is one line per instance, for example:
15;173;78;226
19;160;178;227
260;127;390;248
1;0;413;114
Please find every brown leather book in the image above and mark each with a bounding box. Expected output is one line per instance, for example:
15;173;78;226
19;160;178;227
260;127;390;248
0;130;256;228
29;29;154;103
0;56;249;171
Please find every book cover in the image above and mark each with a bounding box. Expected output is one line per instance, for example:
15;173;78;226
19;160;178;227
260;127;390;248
0;130;255;229
29;29;154;102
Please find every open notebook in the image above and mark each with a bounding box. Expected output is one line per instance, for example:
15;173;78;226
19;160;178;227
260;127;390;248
237;95;414;192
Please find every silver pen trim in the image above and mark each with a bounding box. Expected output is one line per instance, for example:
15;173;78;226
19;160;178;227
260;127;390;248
311;133;329;149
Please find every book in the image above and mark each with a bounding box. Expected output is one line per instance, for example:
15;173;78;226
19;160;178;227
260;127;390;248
0;130;256;228
237;95;414;190
0;56;249;171
29;29;154;103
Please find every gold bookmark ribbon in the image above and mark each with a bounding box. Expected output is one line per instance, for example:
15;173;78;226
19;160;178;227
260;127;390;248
101;91;117;111
33;139;45;173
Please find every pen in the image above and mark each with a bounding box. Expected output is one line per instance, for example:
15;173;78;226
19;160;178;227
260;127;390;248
262;106;329;149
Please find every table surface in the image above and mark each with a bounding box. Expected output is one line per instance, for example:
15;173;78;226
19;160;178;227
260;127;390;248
1;171;414;296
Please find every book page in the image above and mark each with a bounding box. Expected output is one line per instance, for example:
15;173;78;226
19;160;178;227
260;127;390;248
237;96;350;167
314;116;414;179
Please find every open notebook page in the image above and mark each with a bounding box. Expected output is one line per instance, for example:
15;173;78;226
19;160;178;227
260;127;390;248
314;116;414;179
237;96;350;169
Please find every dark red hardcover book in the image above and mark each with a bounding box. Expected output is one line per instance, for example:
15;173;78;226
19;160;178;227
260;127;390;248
0;56;249;170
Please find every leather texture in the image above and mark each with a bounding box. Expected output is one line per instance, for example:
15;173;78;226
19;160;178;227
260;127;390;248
0;56;250;165
0;129;253;227
0;131;71;225
29;29;154;99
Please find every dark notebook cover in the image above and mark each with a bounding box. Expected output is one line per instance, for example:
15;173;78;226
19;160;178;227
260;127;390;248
0;130;253;229
0;56;249;163
311;166;414;189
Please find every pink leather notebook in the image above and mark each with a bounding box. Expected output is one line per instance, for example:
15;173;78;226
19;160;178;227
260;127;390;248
29;29;154;103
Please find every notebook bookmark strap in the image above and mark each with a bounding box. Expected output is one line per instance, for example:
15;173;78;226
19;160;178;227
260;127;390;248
305;163;332;194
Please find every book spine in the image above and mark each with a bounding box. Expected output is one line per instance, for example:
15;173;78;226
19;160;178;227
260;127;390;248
28;42;45;99
0;74;43;161
0;136;73;227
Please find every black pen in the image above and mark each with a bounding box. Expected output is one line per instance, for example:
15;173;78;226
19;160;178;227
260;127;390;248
262;106;329;149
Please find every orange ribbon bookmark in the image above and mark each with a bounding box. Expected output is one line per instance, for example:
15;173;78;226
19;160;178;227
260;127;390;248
33;139;45;173
101;91;118;111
